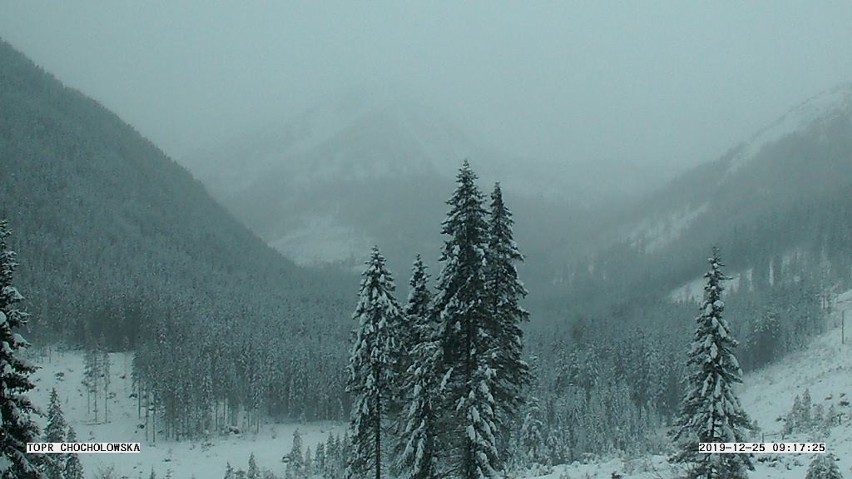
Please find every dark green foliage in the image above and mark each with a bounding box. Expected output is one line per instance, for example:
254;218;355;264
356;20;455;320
485;183;531;437
63;428;84;479
394;256;441;479
0;39;352;437
0;220;44;479
433;162;502;478
42;388;67;479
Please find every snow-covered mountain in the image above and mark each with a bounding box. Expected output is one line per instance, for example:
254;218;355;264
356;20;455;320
181;87;588;270
183;88;485;197
619;82;852;257
727;82;852;175
542;81;852;330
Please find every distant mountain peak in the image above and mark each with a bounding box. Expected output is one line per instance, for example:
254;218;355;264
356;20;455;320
726;81;852;175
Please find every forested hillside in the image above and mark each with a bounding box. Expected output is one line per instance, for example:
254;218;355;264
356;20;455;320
0;38;353;428
515;85;852;464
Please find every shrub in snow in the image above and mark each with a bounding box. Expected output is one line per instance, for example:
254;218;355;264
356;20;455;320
805;453;843;479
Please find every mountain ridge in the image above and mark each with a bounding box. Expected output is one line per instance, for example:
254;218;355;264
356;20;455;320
0;37;351;347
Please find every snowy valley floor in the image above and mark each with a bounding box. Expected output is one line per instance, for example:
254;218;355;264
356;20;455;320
27;294;852;478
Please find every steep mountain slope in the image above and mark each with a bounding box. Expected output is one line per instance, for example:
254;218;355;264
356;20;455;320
566;82;852;311
0;38;351;348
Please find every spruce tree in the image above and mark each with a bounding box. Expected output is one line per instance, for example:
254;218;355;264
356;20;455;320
286;429;305;479
247;453;260;479
83;347;99;420
0;220;44;479
394;256;441;479
63;427;84;479
43;388;68;479
346;247;401;479
404;255;433;332
485;183;530;434
388;255;431;424
395;255;432;390
314;441;326;475
670;247;754;479
434;162;501;478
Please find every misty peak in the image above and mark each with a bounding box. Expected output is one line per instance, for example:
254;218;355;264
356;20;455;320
726;81;852;175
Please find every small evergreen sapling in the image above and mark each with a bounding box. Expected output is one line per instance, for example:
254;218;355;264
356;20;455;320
805;453;843;479
247;453;260;479
43;388;68;479
64;427;84;479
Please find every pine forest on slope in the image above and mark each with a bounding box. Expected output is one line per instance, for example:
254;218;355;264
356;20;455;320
0;38;354;428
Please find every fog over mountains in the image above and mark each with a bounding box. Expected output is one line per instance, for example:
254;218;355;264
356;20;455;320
3;4;852;477
182;86;679;270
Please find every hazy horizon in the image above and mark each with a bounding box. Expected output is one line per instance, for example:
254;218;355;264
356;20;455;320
3;2;852;179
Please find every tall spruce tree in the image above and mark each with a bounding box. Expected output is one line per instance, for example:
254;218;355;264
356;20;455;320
394;256;441;479
0;220;44;479
670;247;754;479
42;389;68;479
485;183;530;432
434;162;501;478
346;247;401;479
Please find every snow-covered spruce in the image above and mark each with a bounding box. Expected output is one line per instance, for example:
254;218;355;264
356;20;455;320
433;162;503;478
285;428;305;479
393;255;442;479
485;182;531;443
346;247;402;479
63;427;84;479
0;219;44;479
395;254;433;388
670;247;754;479
805;453;843;479
42;388;69;479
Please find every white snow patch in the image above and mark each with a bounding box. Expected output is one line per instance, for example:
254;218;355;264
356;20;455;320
628;202;709;253
269;215;372;268
668;268;751;304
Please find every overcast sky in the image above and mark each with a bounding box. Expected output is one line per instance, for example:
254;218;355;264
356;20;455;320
3;1;852;174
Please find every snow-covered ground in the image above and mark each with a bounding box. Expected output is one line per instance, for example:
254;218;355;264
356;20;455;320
26;291;852;478
28;351;343;478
